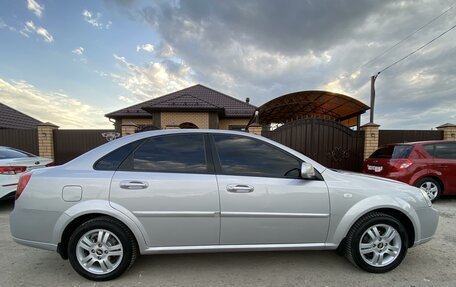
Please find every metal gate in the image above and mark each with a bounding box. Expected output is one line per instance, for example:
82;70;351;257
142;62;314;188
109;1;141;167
262;118;365;171
53;129;116;165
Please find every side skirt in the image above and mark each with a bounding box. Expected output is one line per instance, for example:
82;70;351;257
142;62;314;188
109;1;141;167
142;243;338;255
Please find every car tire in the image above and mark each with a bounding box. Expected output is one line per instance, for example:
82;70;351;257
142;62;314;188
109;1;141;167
415;177;441;202
67;216;138;281
345;212;408;273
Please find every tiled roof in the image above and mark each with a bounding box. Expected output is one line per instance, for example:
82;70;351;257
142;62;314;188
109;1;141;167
0;102;42;129
436;123;456;128
105;84;257;118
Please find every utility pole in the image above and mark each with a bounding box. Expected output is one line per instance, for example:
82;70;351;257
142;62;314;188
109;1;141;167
370;72;380;123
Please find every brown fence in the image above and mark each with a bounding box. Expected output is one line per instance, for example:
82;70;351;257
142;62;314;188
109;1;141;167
53;129;115;165
262;119;365;171
0;129;39;155
379;130;443;147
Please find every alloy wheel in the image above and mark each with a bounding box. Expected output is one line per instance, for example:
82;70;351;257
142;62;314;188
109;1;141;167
76;229;124;275
358;224;402;267
419;181;439;201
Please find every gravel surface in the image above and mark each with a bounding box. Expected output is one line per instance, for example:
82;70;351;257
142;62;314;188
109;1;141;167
1;198;455;287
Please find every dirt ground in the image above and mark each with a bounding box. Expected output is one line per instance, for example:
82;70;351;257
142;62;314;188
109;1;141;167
1;198;455;287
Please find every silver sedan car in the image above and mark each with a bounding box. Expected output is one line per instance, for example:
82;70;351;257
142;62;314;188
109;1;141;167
10;130;438;281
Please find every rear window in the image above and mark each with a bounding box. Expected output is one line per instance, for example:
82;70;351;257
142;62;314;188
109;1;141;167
94;139;144;171
369;145;413;159
0;148;34;159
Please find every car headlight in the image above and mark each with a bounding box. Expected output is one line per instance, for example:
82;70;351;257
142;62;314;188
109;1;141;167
419;188;432;207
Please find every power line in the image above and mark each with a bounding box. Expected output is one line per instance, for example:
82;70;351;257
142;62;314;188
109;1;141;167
340;1;456;79
378;21;456;73
359;1;456;71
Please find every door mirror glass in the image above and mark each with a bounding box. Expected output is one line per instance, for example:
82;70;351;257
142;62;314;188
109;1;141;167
301;162;316;179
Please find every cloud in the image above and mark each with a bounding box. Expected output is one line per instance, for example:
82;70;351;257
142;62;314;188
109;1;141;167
119;95;134;103
27;0;44;18
0;78;110;128
136;43;155;52
82;9;112;29
157;42;174;57
110;54;194;101
0;18;18;33
21;20;54;42
107;0;456;129
72;47;84;55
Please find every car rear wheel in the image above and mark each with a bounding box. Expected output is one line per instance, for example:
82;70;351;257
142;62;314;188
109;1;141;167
415;177;441;202
67;216;138;281
345;212;408;273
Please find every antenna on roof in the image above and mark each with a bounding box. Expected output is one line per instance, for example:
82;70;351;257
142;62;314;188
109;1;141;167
246;97;250;104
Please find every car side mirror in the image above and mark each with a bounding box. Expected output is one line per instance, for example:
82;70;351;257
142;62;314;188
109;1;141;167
301;162;316;179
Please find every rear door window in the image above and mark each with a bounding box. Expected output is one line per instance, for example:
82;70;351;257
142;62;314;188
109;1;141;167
433;143;456;159
125;134;209;173
369;145;413;159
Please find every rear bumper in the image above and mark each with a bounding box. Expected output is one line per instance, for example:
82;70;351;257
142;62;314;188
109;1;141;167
12;236;57;252
0;185;16;199
0;191;15;201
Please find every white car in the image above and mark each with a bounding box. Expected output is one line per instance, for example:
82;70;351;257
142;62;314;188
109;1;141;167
0;146;53;200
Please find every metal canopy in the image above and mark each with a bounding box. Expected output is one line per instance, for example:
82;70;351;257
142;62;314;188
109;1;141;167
251;90;369;127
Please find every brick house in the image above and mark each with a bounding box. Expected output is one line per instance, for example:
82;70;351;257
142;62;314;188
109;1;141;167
105;84;257;134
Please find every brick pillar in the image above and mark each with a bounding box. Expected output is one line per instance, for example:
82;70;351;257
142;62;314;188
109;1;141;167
436;123;456;140
37;122;59;160
121;122;137;136
361;123;380;160
248;123;263;135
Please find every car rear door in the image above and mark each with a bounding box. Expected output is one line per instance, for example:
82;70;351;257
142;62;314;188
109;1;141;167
109;133;220;247
432;142;456;193
211;134;330;245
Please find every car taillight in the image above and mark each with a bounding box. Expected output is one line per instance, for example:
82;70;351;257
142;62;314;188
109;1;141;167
45;162;56;167
0;166;27;175
15;172;32;200
393;159;413;170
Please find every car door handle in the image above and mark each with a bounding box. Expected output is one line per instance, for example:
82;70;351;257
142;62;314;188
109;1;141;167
226;184;254;193
120;180;149;190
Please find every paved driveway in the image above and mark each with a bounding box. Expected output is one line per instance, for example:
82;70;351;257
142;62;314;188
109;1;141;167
1;199;455;287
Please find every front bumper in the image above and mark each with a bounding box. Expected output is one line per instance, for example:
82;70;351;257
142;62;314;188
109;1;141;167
414;206;439;247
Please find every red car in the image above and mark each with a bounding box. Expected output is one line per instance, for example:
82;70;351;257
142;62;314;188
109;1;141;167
363;140;456;201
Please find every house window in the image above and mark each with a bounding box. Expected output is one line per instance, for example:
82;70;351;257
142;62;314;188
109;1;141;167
179;122;199;129
228;125;247;131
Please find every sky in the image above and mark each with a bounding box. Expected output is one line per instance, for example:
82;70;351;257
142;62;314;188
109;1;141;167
0;0;455;129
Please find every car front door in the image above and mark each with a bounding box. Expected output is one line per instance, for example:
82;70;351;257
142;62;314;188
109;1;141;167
110;133;220;247
211;134;330;245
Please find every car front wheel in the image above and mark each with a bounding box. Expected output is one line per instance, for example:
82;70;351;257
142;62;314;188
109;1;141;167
345;212;408;273
67;216;138;281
